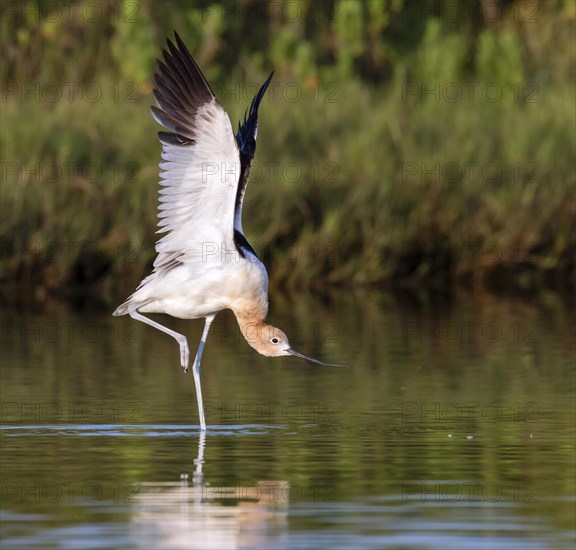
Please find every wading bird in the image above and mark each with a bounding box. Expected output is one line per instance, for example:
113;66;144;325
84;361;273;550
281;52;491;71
113;33;344;430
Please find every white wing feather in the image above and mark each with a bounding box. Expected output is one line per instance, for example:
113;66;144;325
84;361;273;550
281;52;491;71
153;100;241;268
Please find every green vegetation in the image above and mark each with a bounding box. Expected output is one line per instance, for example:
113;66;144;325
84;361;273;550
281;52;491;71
1;0;574;303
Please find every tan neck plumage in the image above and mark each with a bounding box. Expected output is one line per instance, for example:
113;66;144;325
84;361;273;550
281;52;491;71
234;309;270;354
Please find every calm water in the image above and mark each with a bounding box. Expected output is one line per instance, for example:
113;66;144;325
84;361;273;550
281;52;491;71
1;290;574;549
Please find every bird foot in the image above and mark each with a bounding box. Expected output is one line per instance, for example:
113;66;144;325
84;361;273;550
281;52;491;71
179;342;190;373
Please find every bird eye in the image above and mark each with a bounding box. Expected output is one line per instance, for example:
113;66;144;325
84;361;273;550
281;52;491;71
271;337;279;344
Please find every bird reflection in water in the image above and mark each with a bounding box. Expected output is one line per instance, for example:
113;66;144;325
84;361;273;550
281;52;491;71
131;433;289;549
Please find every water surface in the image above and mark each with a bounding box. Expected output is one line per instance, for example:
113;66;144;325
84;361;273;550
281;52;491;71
1;290;574;549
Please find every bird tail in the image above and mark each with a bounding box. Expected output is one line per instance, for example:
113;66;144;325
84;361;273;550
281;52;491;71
112;300;130;317
112;295;154;316
113;273;156;316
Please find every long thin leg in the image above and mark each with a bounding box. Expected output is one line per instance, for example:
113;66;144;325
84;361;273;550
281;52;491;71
128;305;190;371
127;306;215;430
192;315;216;431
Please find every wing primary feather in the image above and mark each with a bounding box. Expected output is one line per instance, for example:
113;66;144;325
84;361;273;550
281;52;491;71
233;71;274;236
151;32;217;143
173;32;216;101
236;71;274;157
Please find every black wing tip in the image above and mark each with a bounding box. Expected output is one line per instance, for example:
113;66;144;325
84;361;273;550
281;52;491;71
166;30;186;56
236;70;275;146
250;70;274;114
173;30;185;48
264;70;275;86
152;31;218;141
255;71;274;105
154;30;215;98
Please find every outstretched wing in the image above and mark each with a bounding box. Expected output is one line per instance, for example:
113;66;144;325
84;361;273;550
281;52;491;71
234;71;274;237
150;32;241;273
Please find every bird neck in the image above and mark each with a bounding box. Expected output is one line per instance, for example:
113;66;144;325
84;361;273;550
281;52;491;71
234;310;269;354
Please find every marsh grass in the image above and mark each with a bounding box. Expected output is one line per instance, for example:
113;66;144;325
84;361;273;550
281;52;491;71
1;1;574;302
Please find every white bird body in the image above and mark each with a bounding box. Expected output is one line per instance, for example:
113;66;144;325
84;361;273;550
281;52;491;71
113;33;344;430
129;253;269;321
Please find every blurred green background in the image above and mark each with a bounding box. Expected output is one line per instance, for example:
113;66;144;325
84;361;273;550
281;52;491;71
1;0;574;304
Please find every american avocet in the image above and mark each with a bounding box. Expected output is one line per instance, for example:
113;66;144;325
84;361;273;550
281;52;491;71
113;33;344;430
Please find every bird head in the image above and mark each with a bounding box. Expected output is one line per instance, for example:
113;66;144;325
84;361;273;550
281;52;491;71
244;323;346;367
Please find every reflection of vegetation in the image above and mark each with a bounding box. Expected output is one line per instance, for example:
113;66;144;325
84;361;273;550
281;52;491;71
1;0;574;299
